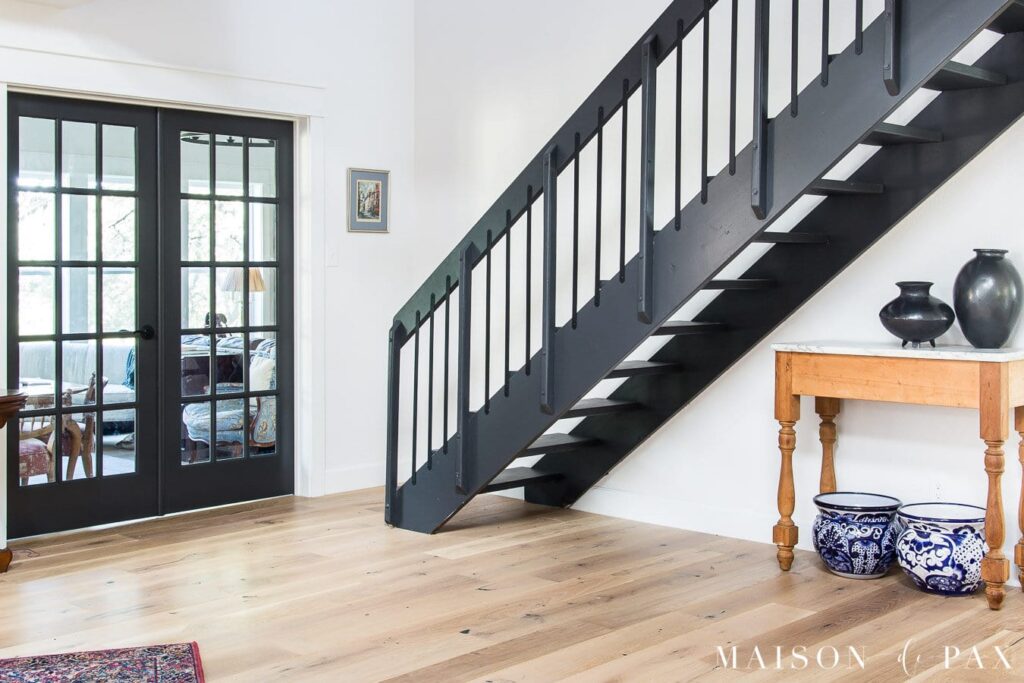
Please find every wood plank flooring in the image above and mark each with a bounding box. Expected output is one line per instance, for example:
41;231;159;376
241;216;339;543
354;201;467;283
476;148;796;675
0;488;1021;681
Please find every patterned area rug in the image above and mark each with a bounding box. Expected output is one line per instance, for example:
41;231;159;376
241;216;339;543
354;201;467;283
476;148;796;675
0;642;204;682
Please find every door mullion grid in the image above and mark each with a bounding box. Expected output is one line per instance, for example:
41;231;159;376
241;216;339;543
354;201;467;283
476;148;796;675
208;131;218;462
242;136;250;461
52;114;65;483
95;121;105;479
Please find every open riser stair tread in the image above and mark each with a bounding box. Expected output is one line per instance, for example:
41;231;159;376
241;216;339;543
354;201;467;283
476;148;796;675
522;433;598;456
606;360;684;379
753;232;828;245
863;122;942;145
705;279;775;290
653;321;727;336
807;179;885;196
564;398;641;418
926;61;1008;91
482;467;562;493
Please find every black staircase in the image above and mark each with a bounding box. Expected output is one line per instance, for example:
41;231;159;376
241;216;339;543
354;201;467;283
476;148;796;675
386;0;1024;533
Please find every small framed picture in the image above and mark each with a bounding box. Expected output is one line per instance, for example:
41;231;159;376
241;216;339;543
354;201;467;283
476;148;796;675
348;168;390;233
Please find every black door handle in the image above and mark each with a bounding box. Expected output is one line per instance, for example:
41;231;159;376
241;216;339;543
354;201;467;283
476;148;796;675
134;325;156;340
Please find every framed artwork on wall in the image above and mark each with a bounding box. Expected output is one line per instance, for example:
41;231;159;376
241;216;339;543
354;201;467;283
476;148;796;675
347;168;390;233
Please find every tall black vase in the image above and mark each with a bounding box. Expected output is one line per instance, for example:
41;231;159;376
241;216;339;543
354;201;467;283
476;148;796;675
879;282;955;348
953;249;1022;349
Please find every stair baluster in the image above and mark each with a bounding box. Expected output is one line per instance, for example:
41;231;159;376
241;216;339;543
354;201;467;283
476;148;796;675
675;20;684;228
791;0;799;116
411;310;420;485
595;109;605;302
855;0;864;54
443;276;451;454
503;214;512;397
427;294;435;469
729;0;739;170
638;36;657;325
540;147;558;415
525;186;533;375
821;0;831;86
751;0;770;219
456;244;478;493
884;0;901;95
700;4;710;204
484;230;492;414
384;321;405;525
618;79;628;284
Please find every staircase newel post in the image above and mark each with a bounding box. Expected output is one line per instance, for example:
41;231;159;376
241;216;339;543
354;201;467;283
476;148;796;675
638;35;658;324
751;0;771;219
456;243;479;494
883;0;901;95
384;321;407;526
540;146;558;415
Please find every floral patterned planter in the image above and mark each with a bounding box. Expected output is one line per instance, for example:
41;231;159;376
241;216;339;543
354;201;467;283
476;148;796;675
896;502;987;595
812;492;902;579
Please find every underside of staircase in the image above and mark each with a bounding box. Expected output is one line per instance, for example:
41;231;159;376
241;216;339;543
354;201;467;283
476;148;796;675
386;0;1024;533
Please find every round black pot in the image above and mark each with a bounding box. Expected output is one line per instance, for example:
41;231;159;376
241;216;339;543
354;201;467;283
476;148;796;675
953;249;1022;349
879;281;955;348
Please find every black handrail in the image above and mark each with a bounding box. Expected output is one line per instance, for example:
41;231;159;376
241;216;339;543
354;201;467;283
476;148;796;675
391;0;719;337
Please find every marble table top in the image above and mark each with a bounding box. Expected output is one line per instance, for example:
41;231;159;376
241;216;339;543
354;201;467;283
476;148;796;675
771;340;1024;362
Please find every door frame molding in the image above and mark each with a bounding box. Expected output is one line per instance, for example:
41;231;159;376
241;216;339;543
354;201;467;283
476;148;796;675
0;45;329;547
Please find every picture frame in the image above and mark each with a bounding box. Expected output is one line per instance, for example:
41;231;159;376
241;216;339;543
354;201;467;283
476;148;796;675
347;168;390;233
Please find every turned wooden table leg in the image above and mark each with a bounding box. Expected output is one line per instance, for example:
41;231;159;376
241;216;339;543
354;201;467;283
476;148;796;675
816;397;840;494
1015;406;1024;590
773;353;800;571
980;364;1009;610
775;421;799;570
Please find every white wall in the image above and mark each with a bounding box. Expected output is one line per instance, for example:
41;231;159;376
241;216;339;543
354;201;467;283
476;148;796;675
414;0;1024;582
0;0;421;537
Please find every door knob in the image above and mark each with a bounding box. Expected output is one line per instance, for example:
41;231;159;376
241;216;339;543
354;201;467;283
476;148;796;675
134;325;156;340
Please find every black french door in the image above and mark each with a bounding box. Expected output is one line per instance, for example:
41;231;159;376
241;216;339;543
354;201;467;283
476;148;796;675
7;94;293;537
159;109;294;514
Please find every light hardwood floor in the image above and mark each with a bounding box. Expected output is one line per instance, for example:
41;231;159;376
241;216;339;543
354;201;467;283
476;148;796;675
1;489;1022;681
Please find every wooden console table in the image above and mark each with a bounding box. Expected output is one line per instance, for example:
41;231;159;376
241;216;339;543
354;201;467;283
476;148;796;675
0;390;28;574
772;342;1024;611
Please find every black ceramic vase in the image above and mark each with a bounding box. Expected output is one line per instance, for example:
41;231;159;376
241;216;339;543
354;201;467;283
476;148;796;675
953;249;1022;349
879;282;955;348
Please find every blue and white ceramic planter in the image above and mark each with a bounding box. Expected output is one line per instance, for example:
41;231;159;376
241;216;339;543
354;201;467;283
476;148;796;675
812;492;902;579
896;503;987;595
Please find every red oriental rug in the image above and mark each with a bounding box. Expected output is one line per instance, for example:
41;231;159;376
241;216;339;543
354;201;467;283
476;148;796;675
0;642;204;682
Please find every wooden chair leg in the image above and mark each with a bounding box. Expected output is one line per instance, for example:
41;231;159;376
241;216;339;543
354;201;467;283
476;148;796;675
0;548;11;573
64;423;84;481
82;417;95;478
